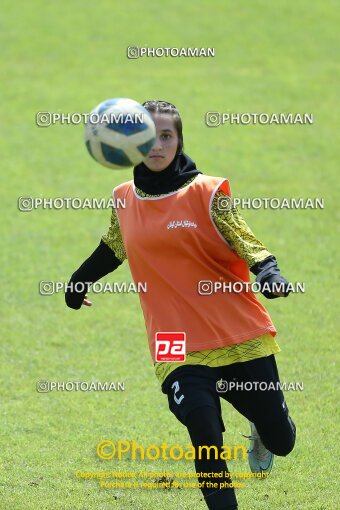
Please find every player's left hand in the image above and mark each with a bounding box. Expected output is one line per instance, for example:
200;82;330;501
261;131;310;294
261;275;291;299
273;275;291;297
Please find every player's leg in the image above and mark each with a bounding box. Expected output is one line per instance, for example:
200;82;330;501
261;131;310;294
248;355;296;458
162;365;238;510
186;406;238;510
218;355;296;462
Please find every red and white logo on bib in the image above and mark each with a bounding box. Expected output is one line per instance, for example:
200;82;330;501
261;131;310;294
155;332;186;362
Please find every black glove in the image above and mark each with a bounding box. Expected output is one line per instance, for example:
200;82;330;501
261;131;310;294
250;255;291;299
65;240;122;309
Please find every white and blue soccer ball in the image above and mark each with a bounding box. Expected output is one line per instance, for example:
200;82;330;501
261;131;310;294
84;98;156;169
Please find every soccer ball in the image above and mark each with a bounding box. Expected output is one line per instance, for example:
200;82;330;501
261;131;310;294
84;98;156;169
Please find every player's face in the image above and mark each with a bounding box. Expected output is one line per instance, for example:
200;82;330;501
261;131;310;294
143;113;179;172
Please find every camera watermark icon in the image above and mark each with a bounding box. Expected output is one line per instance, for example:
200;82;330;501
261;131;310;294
217;196;233;211
18;197;34;211
39;281;55;295
127;46;215;59
205;112;314;127
127;46;139;59
205;112;221;127
198;281;214;295
36;112;53;127
36;380;50;393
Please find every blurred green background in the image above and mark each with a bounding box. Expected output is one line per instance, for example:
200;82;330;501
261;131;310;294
1;0;339;509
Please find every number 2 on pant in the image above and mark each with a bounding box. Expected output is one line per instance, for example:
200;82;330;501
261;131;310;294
171;380;185;405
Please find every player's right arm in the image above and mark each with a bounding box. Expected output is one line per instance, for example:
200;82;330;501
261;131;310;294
65;208;126;309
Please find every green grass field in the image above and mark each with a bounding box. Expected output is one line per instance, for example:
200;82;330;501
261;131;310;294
1;0;339;509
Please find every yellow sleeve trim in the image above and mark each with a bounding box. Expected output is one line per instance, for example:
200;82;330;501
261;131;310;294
102;207;127;263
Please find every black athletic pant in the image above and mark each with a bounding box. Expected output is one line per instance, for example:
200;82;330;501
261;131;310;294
162;355;296;510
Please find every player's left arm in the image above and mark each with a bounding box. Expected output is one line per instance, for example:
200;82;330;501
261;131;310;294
211;188;291;299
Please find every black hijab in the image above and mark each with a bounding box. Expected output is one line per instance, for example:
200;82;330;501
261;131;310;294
133;152;202;195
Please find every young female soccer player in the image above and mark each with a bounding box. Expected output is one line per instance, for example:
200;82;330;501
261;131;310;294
66;101;296;510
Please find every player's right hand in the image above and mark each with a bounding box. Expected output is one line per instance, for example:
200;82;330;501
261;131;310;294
83;294;93;306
